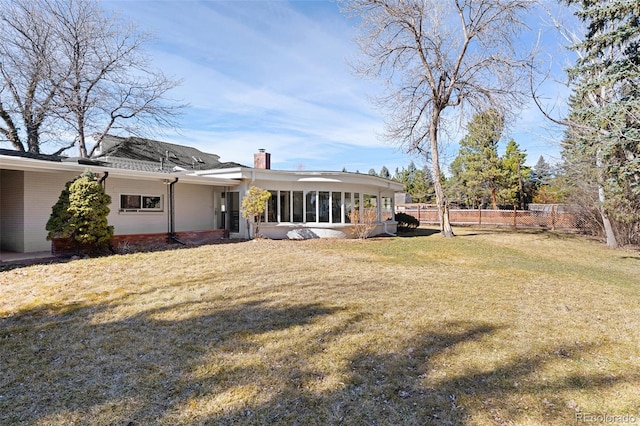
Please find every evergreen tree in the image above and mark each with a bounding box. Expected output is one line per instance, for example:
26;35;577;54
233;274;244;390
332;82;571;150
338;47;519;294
564;0;640;247
449;110;505;209
532;155;552;186
46;171;113;253
367;168;378;176
393;161;435;203
500;140;531;208
379;165;391;179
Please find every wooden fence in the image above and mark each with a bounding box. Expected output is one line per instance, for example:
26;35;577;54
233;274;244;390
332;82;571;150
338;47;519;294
396;204;580;230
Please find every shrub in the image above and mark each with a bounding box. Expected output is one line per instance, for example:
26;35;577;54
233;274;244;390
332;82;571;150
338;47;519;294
46;171;114;254
241;186;272;238
349;208;377;239
395;212;419;231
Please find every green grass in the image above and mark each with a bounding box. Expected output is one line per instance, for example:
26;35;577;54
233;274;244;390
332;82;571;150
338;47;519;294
1;227;639;425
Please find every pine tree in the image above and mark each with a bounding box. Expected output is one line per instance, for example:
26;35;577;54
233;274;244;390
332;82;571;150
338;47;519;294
393;161;435;203
500;140;530;208
449;110;505;209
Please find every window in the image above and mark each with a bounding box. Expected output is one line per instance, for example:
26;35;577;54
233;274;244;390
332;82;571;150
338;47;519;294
280;191;291;222
364;194;378;222
293;191;304;222
331;192;342;223
120;194;163;212
267;190;277;222
344;192;352;223
319;191;330;223
381;196;393;220
305;191;316;222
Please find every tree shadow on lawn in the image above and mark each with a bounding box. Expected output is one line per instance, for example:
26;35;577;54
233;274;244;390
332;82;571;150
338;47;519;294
1;301;637;425
205;325;634;426
0;299;339;425
397;227;441;238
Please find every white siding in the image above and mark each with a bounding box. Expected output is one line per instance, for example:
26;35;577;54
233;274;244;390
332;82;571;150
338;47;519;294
1;170;25;252
23;170;77;252
104;178;216;235
174;183;215;232
105;177;169;235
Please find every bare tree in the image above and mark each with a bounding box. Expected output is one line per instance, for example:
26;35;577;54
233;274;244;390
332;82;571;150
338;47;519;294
51;0;184;157
0;0;184;157
341;0;534;237
0;0;66;153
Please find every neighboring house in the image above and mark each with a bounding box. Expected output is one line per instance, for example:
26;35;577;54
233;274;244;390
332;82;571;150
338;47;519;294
0;135;403;255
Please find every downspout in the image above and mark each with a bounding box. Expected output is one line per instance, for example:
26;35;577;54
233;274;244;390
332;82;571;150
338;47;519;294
382;189;396;237
167;177;186;245
100;171;114;254
99;171;108;189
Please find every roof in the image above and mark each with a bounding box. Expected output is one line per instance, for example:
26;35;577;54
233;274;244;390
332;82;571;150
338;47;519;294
0;149;64;162
95;135;246;172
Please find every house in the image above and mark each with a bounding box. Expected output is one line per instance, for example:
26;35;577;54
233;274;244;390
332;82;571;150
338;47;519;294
0;135;404;256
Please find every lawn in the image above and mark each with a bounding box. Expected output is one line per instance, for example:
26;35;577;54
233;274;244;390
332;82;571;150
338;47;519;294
1;227;639;425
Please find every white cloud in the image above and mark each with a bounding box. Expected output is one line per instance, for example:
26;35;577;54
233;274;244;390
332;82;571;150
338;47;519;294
100;0;393;171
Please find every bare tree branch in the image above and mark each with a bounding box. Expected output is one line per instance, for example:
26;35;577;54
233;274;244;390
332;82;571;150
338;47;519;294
341;0;534;236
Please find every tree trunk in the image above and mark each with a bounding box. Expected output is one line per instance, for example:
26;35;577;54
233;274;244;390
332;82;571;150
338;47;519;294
27;124;40;153
598;185;618;249
596;152;618;248
490;186;498;210
430;109;454;237
77;115;88;158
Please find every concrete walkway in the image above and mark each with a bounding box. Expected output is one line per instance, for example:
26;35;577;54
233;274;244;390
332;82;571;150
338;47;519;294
0;251;57;264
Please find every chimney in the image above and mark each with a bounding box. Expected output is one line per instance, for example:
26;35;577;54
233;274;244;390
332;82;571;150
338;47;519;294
254;148;271;170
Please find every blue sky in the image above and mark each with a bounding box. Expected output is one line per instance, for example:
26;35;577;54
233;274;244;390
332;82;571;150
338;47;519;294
103;0;574;173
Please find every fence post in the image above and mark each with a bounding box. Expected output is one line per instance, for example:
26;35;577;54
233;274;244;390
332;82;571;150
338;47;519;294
478;205;482;226
551;205;556;231
513;205;517;228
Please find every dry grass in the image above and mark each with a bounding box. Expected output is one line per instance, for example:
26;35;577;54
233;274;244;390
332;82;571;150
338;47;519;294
1;227;639;425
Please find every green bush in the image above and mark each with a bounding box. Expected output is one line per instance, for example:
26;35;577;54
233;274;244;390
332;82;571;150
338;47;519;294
46;171;114;253
395;212;420;231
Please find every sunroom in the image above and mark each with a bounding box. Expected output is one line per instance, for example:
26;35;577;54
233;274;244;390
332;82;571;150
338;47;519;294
197;152;404;239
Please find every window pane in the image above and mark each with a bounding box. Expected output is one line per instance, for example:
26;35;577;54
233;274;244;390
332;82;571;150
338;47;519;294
121;195;141;209
280;191;291;222
364;194;378;222
142;196;162;209
344;193;352;223
267;190;277;222
319;191;329;223
305;191;316;222
381;196;393;220
331;192;341;223
230;192;240;233
293;191;303;222
364;194;377;208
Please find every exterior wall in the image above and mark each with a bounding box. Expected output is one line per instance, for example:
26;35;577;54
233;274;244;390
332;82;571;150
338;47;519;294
23;170;77;252
106;178;216;235
0;170;25;252
105;177;170;235
174;183;215;232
